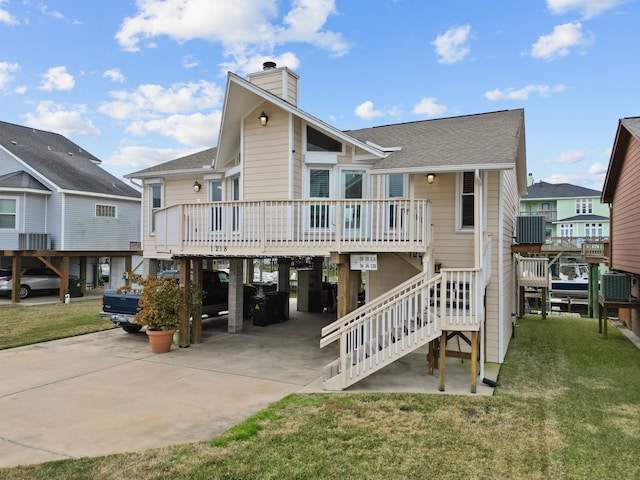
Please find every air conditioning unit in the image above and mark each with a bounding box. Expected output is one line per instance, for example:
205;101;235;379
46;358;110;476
600;272;631;302
18;233;51;250
516;216;546;245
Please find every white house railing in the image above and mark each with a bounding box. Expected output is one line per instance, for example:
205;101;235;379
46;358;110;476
153;199;431;255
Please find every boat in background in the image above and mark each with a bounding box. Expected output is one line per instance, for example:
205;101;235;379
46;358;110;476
551;263;590;298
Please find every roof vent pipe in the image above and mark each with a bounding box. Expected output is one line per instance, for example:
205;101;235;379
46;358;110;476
263;61;277;70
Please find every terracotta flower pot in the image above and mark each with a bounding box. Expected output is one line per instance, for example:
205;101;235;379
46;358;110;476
146;328;176;353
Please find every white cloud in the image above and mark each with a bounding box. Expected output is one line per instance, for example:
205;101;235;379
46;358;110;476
115;0;349;62
485;84;566;101
103;68;125;83
105;145;194;170
354;101;385;120
542;170;606;188
126;111;221;146
542;149;586;164
432;25;472;64
546;0;630;19
0;0;18;25
39;66;75;91
98;80;223;120
0;61;19;89
588;162;608;175
22;101;101;137
182;54;199;69
531;22;593;60
412;98;447;116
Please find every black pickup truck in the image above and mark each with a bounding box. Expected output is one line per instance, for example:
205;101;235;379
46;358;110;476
100;270;258;333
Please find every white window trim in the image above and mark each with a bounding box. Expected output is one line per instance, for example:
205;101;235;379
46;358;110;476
95;203;117;218
455;171;474;233
0;195;19;231
146;182;163;236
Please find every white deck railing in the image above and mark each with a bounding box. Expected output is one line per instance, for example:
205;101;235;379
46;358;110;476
320;265;486;390
153;199;431;256
517;256;549;288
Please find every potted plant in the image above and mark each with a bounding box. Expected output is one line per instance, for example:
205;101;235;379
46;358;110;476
119;273;201;353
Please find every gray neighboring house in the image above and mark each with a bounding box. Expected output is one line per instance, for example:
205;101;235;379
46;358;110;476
0;120;141;300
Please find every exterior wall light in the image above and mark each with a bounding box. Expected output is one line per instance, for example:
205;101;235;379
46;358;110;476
259;111;269;126
193;180;201;192
426;173;436;184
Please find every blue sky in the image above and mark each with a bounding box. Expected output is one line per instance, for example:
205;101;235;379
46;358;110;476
1;0;638;191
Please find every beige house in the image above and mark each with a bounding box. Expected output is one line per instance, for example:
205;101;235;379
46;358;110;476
127;63;527;392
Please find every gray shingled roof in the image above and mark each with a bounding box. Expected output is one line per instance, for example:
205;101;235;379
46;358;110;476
522;181;601;199
0;171;49;191
127;147;216;177
0;120;140;199
621;117;640;137
556;214;608;222
344;109;524;171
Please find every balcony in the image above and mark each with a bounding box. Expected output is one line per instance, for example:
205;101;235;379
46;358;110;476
152;199;432;257
520;210;557;222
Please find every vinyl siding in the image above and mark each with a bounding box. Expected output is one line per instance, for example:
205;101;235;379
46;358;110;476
62;194;140;250
610;133;640;275
243;106;290;201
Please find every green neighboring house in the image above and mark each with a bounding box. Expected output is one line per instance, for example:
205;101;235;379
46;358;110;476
520;181;609;243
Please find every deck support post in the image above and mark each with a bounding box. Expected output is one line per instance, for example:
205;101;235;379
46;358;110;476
438;331;446;391
541;287;547;320
227;258;244;333
588;263;599;318
178;258;190;347
470;331;478;393
191;258;203;344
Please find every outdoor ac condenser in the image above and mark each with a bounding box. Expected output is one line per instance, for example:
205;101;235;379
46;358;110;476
600;272;631;302
516;216;546;245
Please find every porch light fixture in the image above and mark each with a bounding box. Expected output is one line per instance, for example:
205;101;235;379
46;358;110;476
193;180;202;192
259;111;269;126
426;173;436;184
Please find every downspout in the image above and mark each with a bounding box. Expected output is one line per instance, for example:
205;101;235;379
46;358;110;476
474;169;485;380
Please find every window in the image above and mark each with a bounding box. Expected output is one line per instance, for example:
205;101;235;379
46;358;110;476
309;168;331;229
306;126;342;152
560;223;574;237
585;223;603;237
231;177;240;232
387;174;406;230
459;171;474;230
95;204;116;217
209;180;223;232
576;198;593;214
149;184;162;234
0;198;17;229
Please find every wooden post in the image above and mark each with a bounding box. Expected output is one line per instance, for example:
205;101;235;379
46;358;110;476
191;258;203;344
178;258;190;347
470;331;478;393
588;263;599;319
438;332;446;391
59;256;70;302
519;285;525;317
541;287;547;320
11;255;22;303
79;257;87;295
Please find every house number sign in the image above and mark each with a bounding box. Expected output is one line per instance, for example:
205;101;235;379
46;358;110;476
350;254;378;270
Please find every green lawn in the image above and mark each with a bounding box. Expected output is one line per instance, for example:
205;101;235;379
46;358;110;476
1;314;639;479
0;297;114;349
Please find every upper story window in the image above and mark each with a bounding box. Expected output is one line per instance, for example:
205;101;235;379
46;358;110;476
307;126;342;152
576;198;593;214
0;197;17;229
458;171;475;230
149;184;163;234
585;223;603;237
96;204;116;218
560;223;574;237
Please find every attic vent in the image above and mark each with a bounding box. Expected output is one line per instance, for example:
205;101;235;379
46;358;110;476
263;61;277;70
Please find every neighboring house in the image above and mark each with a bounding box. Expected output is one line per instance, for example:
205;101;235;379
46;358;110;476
128;63;528;392
520;180;609;247
601;116;640;337
0;120;142;301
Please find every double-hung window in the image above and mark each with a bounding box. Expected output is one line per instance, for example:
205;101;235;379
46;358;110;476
209;180;223;232
0;198;17;229
308;168;331;230
387;174;406;230
149;184;162;235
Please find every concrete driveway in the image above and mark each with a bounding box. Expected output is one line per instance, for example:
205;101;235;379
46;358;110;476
0;297;496;469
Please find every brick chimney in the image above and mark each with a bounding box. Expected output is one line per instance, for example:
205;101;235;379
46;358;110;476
247;61;299;107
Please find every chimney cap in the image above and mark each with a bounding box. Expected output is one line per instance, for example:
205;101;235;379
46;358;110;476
263;61;277;70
